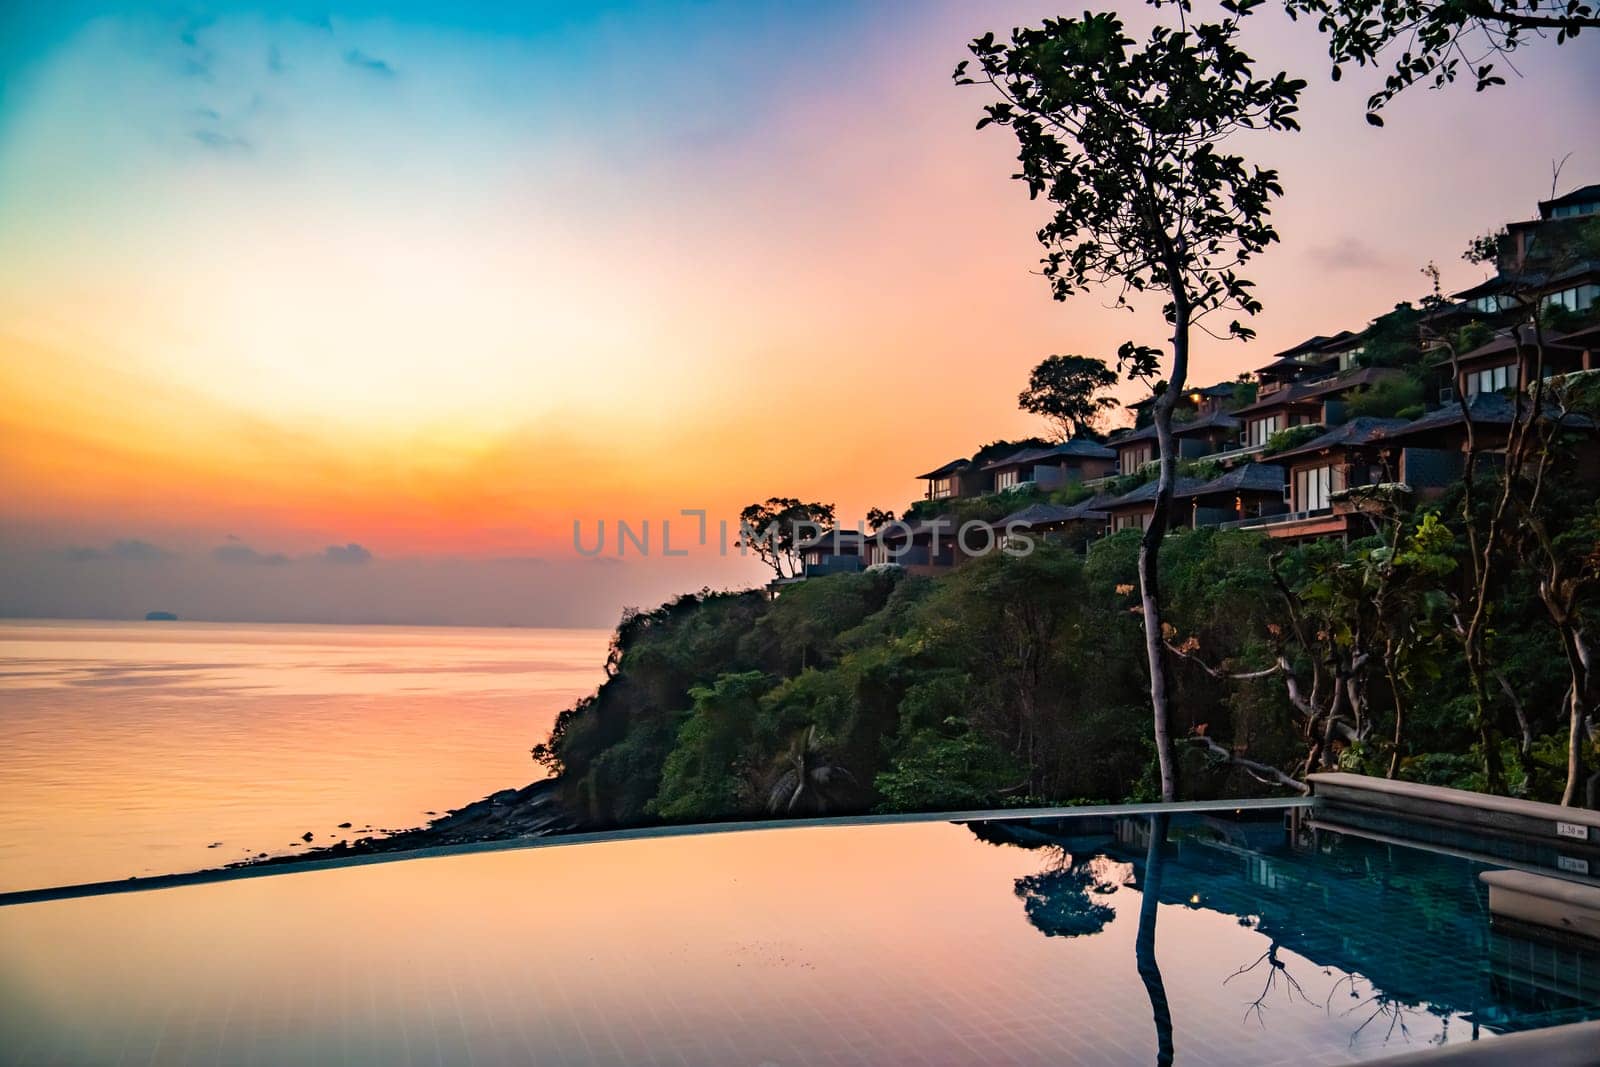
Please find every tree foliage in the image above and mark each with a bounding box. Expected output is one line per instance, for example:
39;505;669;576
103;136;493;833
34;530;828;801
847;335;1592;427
1018;354;1120;439
736;497;837;579
1282;0;1598;124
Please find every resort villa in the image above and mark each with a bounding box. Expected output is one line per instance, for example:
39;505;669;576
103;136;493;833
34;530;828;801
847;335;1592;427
771;186;1600;589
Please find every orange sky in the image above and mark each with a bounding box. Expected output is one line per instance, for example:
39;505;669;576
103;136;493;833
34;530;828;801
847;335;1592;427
1;1;1597;625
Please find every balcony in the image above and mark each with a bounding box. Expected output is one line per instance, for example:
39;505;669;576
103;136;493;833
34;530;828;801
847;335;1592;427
1203;442;1266;466
1214;507;1360;540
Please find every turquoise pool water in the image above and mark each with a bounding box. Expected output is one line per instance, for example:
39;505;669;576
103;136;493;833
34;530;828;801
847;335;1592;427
2;807;1597;1065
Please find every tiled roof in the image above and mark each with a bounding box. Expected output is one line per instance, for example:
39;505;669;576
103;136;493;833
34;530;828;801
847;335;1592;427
915;458;970;480
1271;330;1360;361
1434;328;1589;367
981;439;1115;470
1451;259;1600;301
1050;439;1118;458
1255;356;1329;376
1128;380;1238;409
1174;409;1242;435
796;529;864;551
1110;409;1240;449
1370;393;1525;438
1540;183;1600;214
1181;463;1286;497
1104;477;1206;509
1267;417;1411;462
877;514;960;541
1110;425;1159;446
1231;367;1398;416
994;501;1105;528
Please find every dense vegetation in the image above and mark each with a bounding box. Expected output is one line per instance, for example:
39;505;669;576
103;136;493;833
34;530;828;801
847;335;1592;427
532;457;1600;828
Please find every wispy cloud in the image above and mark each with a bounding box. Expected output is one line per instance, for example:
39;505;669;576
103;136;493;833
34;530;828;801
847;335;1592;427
212;543;289;566
322;542;374;564
1306;236;1390;273
191;128;251;152
65;539;176;562
343;49;395;77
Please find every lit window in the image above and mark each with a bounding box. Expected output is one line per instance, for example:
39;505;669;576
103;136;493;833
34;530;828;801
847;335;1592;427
1466;364;1513;396
1295;465;1337;512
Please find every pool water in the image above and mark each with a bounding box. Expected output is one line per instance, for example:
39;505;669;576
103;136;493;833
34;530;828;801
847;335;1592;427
2;808;1597;1065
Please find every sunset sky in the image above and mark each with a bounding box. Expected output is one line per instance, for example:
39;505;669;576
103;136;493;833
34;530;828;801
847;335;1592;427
2;0;1597;627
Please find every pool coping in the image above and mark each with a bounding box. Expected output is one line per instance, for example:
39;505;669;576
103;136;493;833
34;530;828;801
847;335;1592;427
0;795;1310;907
1365;1018;1600;1065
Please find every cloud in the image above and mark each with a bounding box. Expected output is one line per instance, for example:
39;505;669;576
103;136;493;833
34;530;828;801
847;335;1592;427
212;544;289;566
65;539;176;562
343;49;395;77
191;128;251;151
321;542;374;565
1305;236;1390;272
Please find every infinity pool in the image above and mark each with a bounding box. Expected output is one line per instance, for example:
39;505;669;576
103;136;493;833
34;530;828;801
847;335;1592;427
3;805;1597;1065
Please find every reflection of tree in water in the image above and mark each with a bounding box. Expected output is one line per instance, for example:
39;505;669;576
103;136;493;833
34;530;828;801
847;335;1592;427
1137;813;1174;1067
1225;943;1314;1026
1012;849;1125;938
1327;974;1444;1050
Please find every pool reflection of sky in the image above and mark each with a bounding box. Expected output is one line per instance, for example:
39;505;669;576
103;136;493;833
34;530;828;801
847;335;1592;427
3;810;1595;1065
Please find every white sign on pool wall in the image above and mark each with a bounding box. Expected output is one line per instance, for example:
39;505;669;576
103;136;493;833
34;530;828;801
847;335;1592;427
1555;821;1591;841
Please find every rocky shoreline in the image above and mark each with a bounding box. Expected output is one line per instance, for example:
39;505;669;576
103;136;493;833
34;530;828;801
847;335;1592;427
224;778;574;872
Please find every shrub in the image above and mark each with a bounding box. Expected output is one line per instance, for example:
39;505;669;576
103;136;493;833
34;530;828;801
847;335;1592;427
1262;423;1324;455
1347;375;1424;418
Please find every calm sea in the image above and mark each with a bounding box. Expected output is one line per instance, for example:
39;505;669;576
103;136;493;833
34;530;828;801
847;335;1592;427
0;619;610;894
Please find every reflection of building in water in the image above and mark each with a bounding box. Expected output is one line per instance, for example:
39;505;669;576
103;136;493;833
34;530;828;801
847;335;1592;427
972;812;1600;1037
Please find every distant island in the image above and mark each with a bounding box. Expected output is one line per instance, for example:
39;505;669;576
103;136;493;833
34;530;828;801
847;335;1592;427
144;611;179;621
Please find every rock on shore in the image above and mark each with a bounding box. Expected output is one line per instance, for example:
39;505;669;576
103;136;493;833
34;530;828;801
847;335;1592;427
227;778;572;871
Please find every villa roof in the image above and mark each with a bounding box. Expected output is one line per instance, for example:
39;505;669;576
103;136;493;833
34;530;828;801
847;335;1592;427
876;514;960;542
1230;367;1396;416
1110;424;1158;446
1267;417;1410;462
1369;393;1594;444
1451;259;1600;301
1271;330;1361;361
1127;380;1237;410
981;439;1116;470
796;529;864;551
1255;356;1328;376
995;499;1111;529
1540;183;1600;216
1559;323;1600;350
1110;408;1241;448
1175;409;1242;435
915;457;970;480
1103;476;1205;509
1182;463;1286;498
1432;328;1589;367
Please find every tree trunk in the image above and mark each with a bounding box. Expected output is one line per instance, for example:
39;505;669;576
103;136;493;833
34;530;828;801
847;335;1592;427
1137;304;1189;802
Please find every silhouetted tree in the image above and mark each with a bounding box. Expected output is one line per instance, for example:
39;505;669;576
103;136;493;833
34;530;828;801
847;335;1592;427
737;497;836;579
957;1;1303;799
1018;354;1120;440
